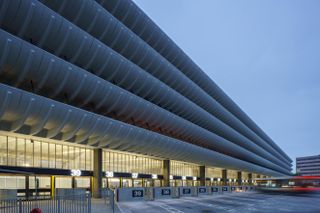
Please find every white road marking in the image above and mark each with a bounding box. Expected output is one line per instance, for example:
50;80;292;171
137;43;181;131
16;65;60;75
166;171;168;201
152;203;185;213
116;202;131;213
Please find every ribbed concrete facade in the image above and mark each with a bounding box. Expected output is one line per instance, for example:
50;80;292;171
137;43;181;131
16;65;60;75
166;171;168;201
0;0;291;178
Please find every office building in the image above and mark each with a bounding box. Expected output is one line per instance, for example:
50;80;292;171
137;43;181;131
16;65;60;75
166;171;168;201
296;155;320;176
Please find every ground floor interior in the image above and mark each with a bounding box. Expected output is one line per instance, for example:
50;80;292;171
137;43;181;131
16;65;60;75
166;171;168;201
0;131;266;197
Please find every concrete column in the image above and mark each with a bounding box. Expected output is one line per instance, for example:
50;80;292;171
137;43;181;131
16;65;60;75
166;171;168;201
163;160;170;187
199;166;206;186
93;148;102;198
72;177;76;188
25;175;30;199
222;169;227;185
248;173;253;185
237;171;242;185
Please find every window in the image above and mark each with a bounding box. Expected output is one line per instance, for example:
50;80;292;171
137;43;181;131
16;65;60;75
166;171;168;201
0;136;7;165
0;134;93;171
8;137;16;166
26;139;34;167
56;144;62;169
34;141;41;167
41;142;49;168
170;161;200;177
49;144;55;168
102;150;163;174
16;138;25;167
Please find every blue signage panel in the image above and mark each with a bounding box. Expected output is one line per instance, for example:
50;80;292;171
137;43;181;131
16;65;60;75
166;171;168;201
132;190;143;197
199;188;206;193
212;187;219;192
161;189;171;196
222;187;228;191
183;188;191;194
231;187;236;191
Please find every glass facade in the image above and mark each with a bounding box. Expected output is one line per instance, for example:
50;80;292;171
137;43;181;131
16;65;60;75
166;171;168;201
0;176;25;189
170;160;200;177
0;134;93;171
102;150;163;175
227;170;238;179
206;167;223;178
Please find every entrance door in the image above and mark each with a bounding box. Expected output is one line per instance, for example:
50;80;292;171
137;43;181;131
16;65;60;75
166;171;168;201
29;176;51;196
153;179;161;187
0;175;26;196
74;177;90;189
108;178;120;189
122;178;132;187
55;177;72;188
143;179;152;187
133;179;142;187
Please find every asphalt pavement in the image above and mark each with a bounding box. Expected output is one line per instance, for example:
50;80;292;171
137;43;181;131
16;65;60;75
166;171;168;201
117;192;320;213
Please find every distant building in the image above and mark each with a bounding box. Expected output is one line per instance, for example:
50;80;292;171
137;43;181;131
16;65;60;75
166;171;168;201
296;155;320;176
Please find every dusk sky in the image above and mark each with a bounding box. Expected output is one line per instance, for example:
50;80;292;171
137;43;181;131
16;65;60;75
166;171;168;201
134;0;320;170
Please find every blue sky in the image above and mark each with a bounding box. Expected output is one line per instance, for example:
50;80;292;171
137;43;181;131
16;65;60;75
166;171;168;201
133;0;320;170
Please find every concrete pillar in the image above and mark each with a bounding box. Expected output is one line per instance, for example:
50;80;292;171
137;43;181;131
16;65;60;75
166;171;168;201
222;169;227;185
237;171;242;185
248;173;253;185
25;175;30;199
93;148;102;198
163;160;170;187
72;177;76;188
200;166;206;186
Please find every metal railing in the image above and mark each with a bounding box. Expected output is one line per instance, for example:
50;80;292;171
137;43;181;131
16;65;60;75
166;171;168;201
0;194;91;213
101;188;115;213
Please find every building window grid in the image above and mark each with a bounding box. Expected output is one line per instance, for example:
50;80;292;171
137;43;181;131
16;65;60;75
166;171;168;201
170;161;200;177
102;150;163;175
0;134;93;171
206;167;223;178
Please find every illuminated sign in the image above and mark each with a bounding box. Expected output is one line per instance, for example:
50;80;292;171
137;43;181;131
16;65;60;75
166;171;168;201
199;188;206;193
210;178;214;181
212;187;219;192
169;175;173;180
182;188;191;194
152;174;158;179
71;169;81;177
182;176;186;180
132;190;143;197
193;176;197;181
161;189;171;195
132;173;138;178
105;171;114;178
217;178;221;181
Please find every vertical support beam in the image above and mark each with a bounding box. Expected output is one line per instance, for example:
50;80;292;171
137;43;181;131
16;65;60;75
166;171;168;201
163;160;170;187
51;176;55;198
199;166;206;186
222;169;227;185
93;148;102;198
25;175;30;199
248;173;253;185
237;171;242;186
72;177;76;188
